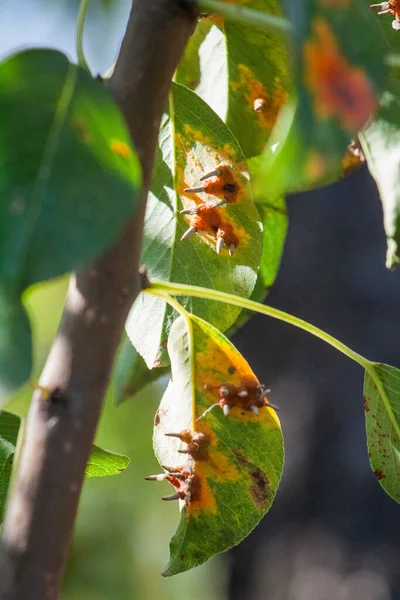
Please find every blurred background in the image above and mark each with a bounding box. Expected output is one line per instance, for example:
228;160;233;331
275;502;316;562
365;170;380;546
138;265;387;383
2;1;400;599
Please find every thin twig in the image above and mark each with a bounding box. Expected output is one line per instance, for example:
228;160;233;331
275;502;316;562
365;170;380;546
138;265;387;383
76;0;91;72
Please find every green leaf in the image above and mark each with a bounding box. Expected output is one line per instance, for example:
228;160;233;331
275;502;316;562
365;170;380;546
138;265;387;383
0;49;141;397
113;335;169;406
152;315;283;576
183;3;291;159
127;82;262;368
257;1;386;194
364;363;400;504
0;290;32;402
360;92;400;269
224;0;291;158
0;410;129;524
85;445;130;478
0;411;20;524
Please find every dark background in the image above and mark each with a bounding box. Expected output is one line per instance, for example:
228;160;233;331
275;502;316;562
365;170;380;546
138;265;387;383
229;165;400;600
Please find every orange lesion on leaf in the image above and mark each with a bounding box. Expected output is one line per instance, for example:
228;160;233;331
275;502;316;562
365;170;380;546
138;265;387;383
230;65;288;133
175;133;252;254
341;148;363;175
194;334;279;427
187;428;244;516
109;139;131;158
371;1;400;29
74;117;92;144
306;151;328;182
303;19;377;132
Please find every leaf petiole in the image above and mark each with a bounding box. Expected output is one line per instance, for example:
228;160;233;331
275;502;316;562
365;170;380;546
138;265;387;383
76;0;91;72
145;281;371;369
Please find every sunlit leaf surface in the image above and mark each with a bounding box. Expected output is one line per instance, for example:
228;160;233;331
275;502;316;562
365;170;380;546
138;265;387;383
127;83;262;368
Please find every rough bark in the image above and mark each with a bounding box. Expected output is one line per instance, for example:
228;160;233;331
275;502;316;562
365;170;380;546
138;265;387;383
0;2;197;598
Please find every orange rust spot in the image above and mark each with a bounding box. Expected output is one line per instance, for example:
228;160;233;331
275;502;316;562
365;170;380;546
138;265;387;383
188;205;222;235
109;139;131;158
371;0;400;23
217;223;239;250
374;468;385;480
202;165;240;204
306;152;327;182
341;148;362;176
74;117;92;144
217;380;268;413
182;204;241;252
230;65;288;133
171;429;211;460
303;19;377;132
165;468;202;503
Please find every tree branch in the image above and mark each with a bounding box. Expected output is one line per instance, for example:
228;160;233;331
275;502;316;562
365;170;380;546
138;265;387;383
0;2;197;598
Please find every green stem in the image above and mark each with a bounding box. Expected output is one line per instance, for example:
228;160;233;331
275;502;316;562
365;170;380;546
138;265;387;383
148;288;190;320
76;0;91;72
146;281;371;369
197;0;292;35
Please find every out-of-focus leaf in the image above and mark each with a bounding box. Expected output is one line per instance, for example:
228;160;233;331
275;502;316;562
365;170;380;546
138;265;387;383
85;445;130;478
363;363;400;504
152;315;283;576
257;1;386;194
127;83;262;368
360;92;400;269
0;410;129;525
223;0;291;158
113;335;169;406
0;411;20;524
0;49;141;399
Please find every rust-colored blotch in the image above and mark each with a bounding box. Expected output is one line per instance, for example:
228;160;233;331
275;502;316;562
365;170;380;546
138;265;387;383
303;19;377;132
109;139;131;158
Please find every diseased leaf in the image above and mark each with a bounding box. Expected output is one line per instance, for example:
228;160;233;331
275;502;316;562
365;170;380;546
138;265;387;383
0;49;141;399
152;315;283;576
127;83;262;368
224;0;291;158
257;1;386;194
187;2;291;158
0;410;129;524
363;363;400;504
0;411;20;524
360;92;400;269
85;445;130;478
113;335;169;406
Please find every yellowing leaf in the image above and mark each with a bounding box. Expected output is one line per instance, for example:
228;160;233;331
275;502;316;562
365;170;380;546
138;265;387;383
151;314;283;576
